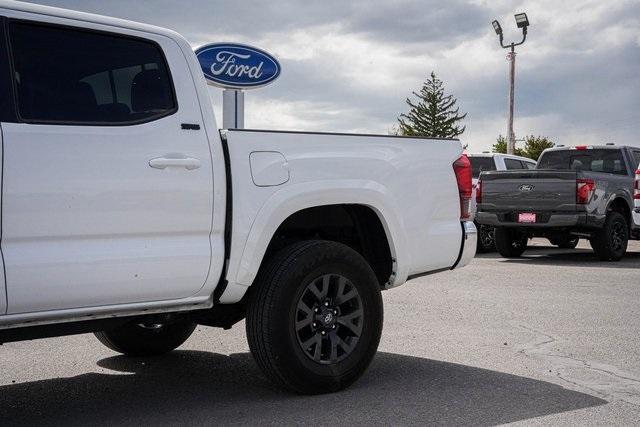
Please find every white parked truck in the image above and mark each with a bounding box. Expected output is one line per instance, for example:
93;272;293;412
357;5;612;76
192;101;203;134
0;1;476;394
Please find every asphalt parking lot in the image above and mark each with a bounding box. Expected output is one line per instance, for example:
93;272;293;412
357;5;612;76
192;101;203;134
1;239;639;426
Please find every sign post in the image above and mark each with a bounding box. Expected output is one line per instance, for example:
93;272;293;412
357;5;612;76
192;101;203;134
222;89;244;129
194;43;281;130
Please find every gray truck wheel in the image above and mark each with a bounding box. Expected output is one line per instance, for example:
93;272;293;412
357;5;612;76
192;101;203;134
94;320;196;356
476;223;496;253
590;211;628;261
246;240;383;394
494;227;527;258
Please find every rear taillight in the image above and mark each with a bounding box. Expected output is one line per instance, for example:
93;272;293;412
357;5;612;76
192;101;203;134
453;155;473;219
476;179;482;204
576;178;595;204
634;169;640;200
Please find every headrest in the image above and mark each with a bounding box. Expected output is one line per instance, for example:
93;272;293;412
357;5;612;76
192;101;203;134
130;69;173;112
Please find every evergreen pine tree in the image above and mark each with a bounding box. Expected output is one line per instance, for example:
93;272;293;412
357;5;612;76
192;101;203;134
397;72;467;138
492;134;554;160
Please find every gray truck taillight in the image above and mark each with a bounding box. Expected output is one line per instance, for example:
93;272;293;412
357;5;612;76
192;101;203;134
453;155;472;219
635;169;640;200
576;178;595;204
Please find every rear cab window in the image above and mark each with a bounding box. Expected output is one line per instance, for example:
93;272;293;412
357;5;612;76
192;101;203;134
469;156;496;178
538;149;628;175
504;158;526;170
7;20;177;125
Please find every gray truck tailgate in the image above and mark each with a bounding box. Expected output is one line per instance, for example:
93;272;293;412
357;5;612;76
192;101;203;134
479;170;577;212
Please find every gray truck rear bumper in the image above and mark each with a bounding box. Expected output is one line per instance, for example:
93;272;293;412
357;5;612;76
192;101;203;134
475;212;605;229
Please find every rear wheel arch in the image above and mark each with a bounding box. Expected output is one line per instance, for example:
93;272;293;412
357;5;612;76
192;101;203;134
607;197;631;229
258;204;395;289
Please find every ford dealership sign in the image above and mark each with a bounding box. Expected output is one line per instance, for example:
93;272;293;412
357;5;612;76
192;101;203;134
195;43;281;89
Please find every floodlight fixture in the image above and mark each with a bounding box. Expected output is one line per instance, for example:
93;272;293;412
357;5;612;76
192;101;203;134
492;20;502;35
514;13;529;29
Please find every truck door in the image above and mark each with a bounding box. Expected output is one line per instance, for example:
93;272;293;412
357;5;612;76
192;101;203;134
1;18;214;314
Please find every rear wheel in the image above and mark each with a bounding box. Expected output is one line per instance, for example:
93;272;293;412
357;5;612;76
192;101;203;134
246;240;383;394
94;320;196;356
476;223;496;253
494;227;528;258
590;211;628;261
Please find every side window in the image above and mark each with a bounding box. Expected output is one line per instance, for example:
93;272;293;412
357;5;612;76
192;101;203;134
633;151;640;168
8;21;176;125
504;158;525;170
469;157;496;178
524;162;536;170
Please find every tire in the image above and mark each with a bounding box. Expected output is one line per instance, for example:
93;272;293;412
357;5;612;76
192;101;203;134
494;227;528;258
550;236;579;249
589;211;628;261
94;320;196;356
246;240;383;394
476;223;496;253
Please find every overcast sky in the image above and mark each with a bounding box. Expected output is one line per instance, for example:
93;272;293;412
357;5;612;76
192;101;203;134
25;0;640;151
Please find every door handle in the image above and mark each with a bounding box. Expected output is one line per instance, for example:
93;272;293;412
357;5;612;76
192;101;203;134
149;156;201;170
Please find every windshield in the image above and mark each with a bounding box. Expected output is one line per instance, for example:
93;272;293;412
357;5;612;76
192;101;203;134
537;149;628;175
469;157;496;178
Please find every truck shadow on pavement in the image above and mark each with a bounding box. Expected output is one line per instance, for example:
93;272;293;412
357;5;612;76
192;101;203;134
478;247;640;269
0;350;605;426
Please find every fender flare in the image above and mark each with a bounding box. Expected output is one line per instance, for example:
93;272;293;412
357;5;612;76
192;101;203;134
219;180;408;303
604;191;633;223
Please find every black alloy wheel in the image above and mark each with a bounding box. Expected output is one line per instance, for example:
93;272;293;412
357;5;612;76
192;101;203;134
476;224;496;253
295;274;363;364
590;211;628;261
611;221;626;253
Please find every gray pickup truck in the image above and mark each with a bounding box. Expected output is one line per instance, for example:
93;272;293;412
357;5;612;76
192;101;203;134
476;145;640;261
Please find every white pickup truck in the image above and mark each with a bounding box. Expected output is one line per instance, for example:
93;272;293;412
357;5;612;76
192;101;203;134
0;1;476;394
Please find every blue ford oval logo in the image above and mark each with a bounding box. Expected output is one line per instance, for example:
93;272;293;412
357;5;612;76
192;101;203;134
195;43;281;89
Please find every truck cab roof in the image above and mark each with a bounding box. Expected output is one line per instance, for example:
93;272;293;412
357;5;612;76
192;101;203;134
0;0;184;41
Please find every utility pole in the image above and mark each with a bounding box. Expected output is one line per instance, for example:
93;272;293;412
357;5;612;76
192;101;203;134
491;13;530;155
507;48;516;154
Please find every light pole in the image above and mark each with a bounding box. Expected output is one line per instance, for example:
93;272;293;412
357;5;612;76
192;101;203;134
492;13;530;155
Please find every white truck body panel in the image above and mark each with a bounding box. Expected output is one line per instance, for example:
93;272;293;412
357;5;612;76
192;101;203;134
219;130;466;302
0;22;216;314
0;0;475;328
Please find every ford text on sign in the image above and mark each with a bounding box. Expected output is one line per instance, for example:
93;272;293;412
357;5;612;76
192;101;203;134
195;43;280;89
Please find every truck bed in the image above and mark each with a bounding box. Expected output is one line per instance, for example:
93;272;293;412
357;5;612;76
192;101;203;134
220;129;470;294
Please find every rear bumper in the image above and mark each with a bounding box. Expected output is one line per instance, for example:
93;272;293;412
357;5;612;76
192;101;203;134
405;221;476;281
453;221;477;269
475;211;605;229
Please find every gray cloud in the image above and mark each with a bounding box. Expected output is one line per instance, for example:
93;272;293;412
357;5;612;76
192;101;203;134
19;0;640;150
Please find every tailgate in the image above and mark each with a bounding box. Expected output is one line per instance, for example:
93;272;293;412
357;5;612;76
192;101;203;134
479;170;578;212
